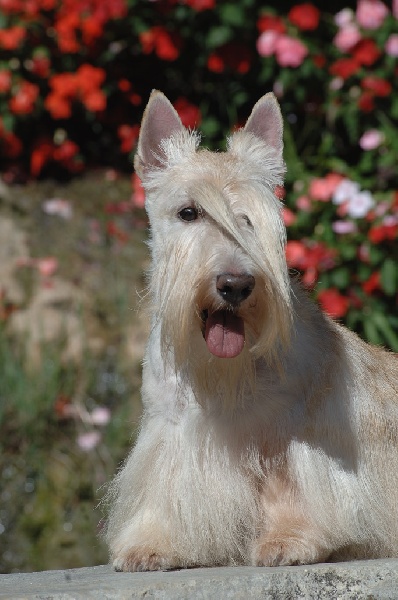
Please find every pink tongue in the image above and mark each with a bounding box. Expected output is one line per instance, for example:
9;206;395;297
205;310;245;358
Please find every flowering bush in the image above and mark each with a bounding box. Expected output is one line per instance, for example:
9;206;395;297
0;0;397;349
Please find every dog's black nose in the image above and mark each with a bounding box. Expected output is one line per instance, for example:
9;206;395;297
216;273;255;306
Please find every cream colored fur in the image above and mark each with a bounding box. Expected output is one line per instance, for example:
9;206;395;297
105;90;398;571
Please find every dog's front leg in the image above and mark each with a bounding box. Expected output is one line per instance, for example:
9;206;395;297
251;476;331;566
107;412;185;572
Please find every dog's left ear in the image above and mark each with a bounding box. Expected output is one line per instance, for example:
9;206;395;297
243;93;283;157
134;90;184;178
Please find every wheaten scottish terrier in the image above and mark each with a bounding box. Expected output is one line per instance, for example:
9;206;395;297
106;90;398;571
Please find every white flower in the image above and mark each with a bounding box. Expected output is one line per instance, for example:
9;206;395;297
334;8;355;27
332;179;360;205
90;407;111;426
346;191;374;218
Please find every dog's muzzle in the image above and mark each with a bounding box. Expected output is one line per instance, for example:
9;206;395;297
200;273;255;359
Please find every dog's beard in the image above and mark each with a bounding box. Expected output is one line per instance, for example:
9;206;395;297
152;268;284;413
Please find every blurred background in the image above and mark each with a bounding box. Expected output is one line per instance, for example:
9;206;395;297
0;0;397;573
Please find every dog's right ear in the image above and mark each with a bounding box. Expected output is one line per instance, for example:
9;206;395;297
243;93;283;158
134;90;184;178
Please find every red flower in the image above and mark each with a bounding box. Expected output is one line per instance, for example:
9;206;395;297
357;91;375;112
106;221;129;243
118;79;131;92
361;76;392;97
317;288;349;319
362;272;381;295
174;98;201;128
207;53;224;73
0;70;12;93
118;124;140;153
76;64;106;93
184;0;215;10
368;223;398;244
53;140;79;162
288;3;320;31
257;13;286;34
313;54;326;68
54;13;80;53
329;58;360;79
0;130;22;158
0;25;26;50
206;43;251;74
49;72;77;97
44;92;72;119
81;15;103;45
30;55;51;78
83;89;107;112
352;39;381;66
9;81;39;115
30;139;54;176
139;27;181;61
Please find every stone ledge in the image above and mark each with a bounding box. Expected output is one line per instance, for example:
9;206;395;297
1;559;398;600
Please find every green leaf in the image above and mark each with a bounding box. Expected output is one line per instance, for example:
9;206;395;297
380;258;397;297
363;316;383;346
331;267;350;289
206;26;233;48
219;4;246;26
372;312;398;351
200;117;221;138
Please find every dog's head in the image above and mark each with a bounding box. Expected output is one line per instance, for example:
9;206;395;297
135;91;293;376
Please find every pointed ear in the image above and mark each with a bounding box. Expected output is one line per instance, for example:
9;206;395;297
243;93;283;156
134;90;184;178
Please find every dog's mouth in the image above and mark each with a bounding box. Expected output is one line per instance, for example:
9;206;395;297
201;309;245;359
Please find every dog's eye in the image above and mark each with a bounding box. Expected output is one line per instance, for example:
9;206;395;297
178;207;199;222
242;215;253;228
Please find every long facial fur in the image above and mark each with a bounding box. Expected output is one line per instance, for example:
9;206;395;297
141;128;292;409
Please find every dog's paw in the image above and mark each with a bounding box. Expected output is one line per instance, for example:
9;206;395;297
113;548;178;572
252;537;329;567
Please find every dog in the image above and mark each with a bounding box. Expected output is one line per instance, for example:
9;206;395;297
106;90;398;572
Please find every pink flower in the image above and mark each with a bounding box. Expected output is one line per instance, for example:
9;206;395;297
333;24;361;52
359;129;384;150
332;220;357;234
282;207;296;226
77;431;101;451
36;257;58;277
309;173;344;201
394;0;398;18
385;34;398;57
296;195;312;211
132;173;145;208
274;36;308;67
356;0;389;30
256;31;280;57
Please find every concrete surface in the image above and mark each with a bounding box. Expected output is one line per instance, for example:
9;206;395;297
1;560;398;599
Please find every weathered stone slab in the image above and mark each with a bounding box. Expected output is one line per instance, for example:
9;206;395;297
1;560;398;599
